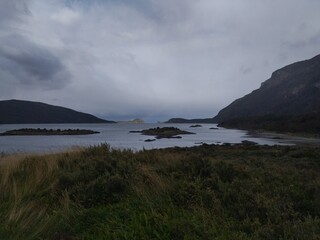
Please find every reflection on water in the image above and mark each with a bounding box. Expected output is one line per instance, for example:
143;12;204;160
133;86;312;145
0;123;287;154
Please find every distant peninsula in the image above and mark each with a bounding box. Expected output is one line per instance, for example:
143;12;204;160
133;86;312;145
0;99;115;124
165;118;216;124
0;128;99;136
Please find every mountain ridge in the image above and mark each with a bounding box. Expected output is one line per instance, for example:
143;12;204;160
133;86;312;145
213;54;320;123
166;54;320;128
0;99;115;124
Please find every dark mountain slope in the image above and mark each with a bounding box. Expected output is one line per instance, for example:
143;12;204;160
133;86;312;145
0;100;114;124
213;54;320;123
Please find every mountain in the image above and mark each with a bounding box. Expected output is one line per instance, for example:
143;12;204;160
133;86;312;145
0;100;115;124
166;54;320;133
213;54;320;123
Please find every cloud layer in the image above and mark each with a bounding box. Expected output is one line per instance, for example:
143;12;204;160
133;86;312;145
1;0;320;121
0;34;69;89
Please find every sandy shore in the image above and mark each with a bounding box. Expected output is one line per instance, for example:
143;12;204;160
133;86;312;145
248;131;320;146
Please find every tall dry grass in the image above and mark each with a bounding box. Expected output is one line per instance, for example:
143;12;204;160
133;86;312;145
0;144;319;239
0;149;82;240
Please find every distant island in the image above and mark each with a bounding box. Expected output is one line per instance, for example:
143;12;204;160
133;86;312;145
118;118;145;124
0;99;115;124
0;128;99;136
190;124;202;128
130;127;194;139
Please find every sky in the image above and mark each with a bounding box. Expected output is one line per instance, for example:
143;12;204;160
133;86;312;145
1;0;320;122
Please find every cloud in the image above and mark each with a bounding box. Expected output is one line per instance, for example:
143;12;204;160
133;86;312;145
1;0;320;121
0;34;70;90
0;0;30;25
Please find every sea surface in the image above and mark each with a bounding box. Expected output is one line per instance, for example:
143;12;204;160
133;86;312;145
0;123;289;154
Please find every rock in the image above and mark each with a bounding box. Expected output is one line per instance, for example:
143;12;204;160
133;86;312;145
241;140;258;145
190;124;202;128
140;127;194;139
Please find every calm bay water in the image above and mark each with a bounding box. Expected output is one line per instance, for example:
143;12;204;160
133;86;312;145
0;123;287;154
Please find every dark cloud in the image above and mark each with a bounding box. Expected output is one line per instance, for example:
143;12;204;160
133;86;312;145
0;0;30;26
0;34;70;90
240;67;253;75
283;31;320;50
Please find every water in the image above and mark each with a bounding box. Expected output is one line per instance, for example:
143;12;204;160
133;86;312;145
0;123;287;154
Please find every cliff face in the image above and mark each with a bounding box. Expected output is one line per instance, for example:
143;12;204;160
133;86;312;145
213;54;320;123
0;99;115;124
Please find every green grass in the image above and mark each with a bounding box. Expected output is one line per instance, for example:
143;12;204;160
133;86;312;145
0;144;320;239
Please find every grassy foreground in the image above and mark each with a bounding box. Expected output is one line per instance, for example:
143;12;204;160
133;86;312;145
0;144;320;240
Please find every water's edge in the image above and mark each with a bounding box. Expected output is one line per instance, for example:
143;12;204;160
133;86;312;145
0;123;292;154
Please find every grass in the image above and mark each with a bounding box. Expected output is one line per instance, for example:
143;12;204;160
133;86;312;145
0;144;320;239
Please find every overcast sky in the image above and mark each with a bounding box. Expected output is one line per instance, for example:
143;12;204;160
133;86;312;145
1;0;320;122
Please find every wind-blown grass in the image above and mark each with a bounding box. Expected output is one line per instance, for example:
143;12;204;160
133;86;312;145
0;144;320;239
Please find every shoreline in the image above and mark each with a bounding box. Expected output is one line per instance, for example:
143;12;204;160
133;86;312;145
247;130;320;146
0;128;99;136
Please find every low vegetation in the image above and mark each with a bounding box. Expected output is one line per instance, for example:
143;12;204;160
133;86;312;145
0;128;99;136
218;113;320;137
0;144;320;239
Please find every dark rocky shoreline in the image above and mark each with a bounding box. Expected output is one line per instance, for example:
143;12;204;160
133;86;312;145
0;128;99;136
130;127;194;139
